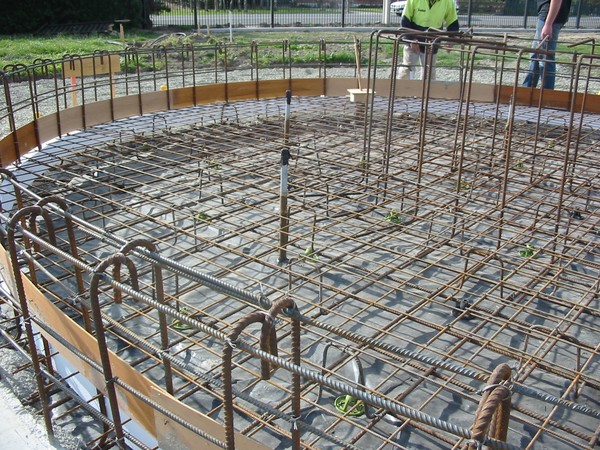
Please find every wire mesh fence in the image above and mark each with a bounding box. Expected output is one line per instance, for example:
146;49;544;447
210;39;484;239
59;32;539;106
148;0;600;29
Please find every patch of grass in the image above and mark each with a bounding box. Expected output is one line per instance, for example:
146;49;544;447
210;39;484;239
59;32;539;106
558;42;595;54
385;210;402;224
2;28;597;74
0;29;370;70
457;179;471;191
0;35;112;67
0;32;157;68
519;243;538;258
325;49;356;64
194;210;211;223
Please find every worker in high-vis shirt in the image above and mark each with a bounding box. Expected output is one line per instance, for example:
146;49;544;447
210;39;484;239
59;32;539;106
398;0;459;81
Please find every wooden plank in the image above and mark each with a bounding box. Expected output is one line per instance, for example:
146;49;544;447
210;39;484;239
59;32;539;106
63;55;121;78
326;78;495;102
152;386;270;450
0;244;275;449
0;124;37;168
0;134;17;168
227;80;262;101
6;79;595;171
0;246;17;296
141;91;170;115
256;78;293;99
36;114;61;146
170;79;326;108
497;85;600;114
460;82;496;103
429;81;463;100
14;123;38;158
21;269;157;435
82;100;114;128
170;87;196;110
326;77;358;96
58;106;85;135
347;88;373;103
290;78;325;97
112;96;143;121
194;84;229;104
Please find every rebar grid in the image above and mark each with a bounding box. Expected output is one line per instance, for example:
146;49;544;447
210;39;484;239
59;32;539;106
2;33;598;140
1;87;598;449
1;33;599;450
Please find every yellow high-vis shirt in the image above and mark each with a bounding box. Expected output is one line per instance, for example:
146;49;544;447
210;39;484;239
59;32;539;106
403;0;458;29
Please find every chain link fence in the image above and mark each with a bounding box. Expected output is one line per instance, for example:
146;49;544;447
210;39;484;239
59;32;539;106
148;0;599;29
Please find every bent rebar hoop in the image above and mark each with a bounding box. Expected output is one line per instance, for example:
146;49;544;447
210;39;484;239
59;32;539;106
222;296;302;450
6;205;57;442
464;363;512;450
222;310;277;450
89;253;143;450
119;238;174;395
36;195;90;329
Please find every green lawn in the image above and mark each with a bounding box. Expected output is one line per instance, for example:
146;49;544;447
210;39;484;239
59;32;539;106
0;30;594;72
0;33;153;67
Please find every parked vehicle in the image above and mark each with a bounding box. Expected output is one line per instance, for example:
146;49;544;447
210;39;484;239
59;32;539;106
390;0;407;16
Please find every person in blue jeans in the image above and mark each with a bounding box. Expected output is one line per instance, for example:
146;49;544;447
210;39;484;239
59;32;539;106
523;0;572;90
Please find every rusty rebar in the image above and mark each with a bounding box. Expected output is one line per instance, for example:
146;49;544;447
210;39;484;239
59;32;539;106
6;206;55;444
464;364;512;450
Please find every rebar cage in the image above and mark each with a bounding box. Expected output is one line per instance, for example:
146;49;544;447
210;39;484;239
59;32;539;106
0;30;599;449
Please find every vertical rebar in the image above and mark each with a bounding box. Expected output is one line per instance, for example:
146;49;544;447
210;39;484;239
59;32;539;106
279;90;292;263
464;364;512;449
36;196;91;330
120;239;174;395
89;255;133;449
222;311;277;449
269;297;301;450
6;206;56;444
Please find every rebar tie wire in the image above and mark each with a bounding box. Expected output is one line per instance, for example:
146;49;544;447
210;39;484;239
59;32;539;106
7;201;600;423
33;292;363;450
3;179;600;444
4;201;600;423
464;364;513;450
6;220;515;449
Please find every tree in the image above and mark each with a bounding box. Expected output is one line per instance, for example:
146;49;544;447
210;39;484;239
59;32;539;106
1;0;144;34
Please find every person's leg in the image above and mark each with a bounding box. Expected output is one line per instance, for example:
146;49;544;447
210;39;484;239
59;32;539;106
540;23;563;89
523;60;540;88
398;45;420;80
523;18;544;88
419;51;437;81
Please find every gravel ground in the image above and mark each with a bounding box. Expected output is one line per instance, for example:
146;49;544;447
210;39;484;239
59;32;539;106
0;65;582;140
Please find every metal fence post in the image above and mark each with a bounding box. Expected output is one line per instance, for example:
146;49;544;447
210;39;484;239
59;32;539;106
523;0;529;29
466;0;472;28
575;0;583;28
270;0;275;28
